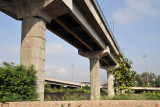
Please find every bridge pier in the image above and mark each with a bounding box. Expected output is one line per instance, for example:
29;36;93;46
107;72;114;97
90;58;100;100
79;47;110;100
101;64;119;97
20;17;46;101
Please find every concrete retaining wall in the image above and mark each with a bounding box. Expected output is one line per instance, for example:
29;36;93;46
1;101;160;107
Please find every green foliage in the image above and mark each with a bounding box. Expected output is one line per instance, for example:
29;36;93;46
62;92;87;101
108;54;136;92
135;72;158;87
101;91;160;100
44;84;90;94
44;84;54;93
112;94;145;100
0;62;38;103
155;75;160;87
135;74;143;86
100;89;108;95
44;95;52;101
82;85;90;90
144;91;160;100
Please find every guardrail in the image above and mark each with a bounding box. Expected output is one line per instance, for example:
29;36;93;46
94;0;122;54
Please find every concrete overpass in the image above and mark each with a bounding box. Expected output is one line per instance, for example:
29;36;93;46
131;87;160;92
0;0;121;100
45;76;107;89
45;77;85;88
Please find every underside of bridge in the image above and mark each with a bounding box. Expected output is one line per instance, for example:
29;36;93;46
0;0;121;101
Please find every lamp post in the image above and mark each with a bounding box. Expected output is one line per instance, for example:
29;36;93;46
143;54;149;86
71;64;74;81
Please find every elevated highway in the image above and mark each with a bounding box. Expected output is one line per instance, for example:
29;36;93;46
45;77;85;88
45;76;107;89
0;0;121;100
131;87;160;92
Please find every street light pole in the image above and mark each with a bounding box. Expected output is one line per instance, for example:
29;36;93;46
71;64;74;81
143;54;149;86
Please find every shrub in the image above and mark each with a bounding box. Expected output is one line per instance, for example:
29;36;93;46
145;91;160;100
44;84;53;93
44;95;52;101
62;92;87;101
0;62;38;103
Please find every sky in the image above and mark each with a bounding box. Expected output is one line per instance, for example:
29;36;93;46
0;0;160;84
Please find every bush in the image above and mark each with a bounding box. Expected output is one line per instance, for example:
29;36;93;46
44;84;53;93
145;91;160;100
62;92;87;101
0;62;38;103
44;84;91;94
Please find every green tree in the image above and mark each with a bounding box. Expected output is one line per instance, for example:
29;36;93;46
0;62;38;103
135;74;143;86
108;54;136;92
148;72;156;87
137;72;156;87
155;75;160;87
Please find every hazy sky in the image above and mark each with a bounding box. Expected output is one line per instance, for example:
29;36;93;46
0;0;160;84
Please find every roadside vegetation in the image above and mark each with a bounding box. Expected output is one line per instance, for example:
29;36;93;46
107;54;136;92
101;91;160;100
44;83;160;101
0;62;38;103
45;84;91;94
135;72;160;87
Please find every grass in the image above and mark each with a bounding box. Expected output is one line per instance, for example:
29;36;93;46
45;84;160;101
101;91;160;100
45;92;160;101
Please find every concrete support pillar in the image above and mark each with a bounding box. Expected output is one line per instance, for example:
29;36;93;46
90;58;100;100
79;47;110;100
20;17;46;101
107;72;114;97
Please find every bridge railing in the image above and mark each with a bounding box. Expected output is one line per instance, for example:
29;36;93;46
94;0;122;54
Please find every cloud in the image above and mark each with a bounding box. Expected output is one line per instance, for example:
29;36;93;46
2;45;20;54
45;65;69;80
46;42;64;55
113;8;140;24
113;0;159;24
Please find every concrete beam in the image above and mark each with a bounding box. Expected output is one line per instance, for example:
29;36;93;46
83;0;120;55
54;18;93;51
0;1;13;7
20;17;46;101
70;1;106;49
100;64;119;70
79;46;110;59
0;0;52;22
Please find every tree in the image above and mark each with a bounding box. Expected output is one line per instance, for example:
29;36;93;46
0;62;38;103
148;72;156;87
135;72;156;87
135;74;143;86
155;75;160;87
108;54;136;92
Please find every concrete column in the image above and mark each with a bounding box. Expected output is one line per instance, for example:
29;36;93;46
20;17;46;101
90;58;100;100
107;72;114;97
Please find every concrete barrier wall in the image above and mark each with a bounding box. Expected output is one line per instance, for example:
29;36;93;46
1;101;160;107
